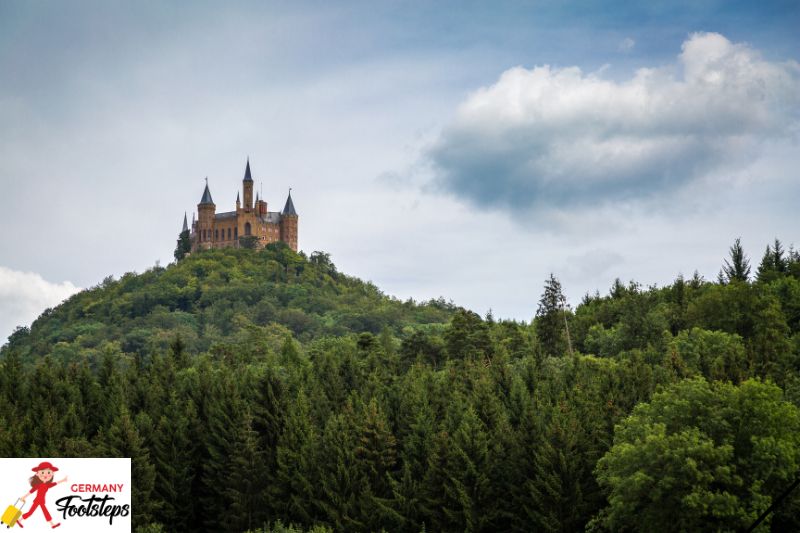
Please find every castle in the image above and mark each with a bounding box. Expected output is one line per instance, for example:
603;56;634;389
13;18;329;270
183;159;298;252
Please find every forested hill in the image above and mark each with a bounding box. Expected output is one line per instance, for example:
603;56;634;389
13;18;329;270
2;243;456;364
1;239;800;533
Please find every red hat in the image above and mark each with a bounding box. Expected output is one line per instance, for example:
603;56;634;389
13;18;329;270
31;461;58;472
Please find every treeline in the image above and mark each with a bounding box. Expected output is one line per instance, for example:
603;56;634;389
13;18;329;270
1;239;800;532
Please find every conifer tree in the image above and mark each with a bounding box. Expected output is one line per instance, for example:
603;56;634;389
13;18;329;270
757;240;789;283
773;238;788;273
536;274;570;358
353;398;400;530
151;395;199;532
200;375;251;531
444;309;492;361
275;389;319;525
174;229;191;261
440;406;493;532
420;429;452;531
98;409;157;528
224;411;270;532
314;409;363;530
722;237;751;283
525;404;585;533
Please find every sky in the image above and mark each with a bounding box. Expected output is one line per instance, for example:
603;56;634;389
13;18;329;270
1;0;799;343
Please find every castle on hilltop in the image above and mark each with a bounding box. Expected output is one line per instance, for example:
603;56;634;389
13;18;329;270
182;159;298;252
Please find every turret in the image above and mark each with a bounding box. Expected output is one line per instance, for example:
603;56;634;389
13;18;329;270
279;189;298;251
255;191;267;216
243;158;253;211
197;178;216;250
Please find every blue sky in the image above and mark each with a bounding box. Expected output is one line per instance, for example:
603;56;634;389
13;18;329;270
1;0;799;341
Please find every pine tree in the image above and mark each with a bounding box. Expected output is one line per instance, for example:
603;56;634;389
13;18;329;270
174;229;192;261
224;411;270;532
440;406;493;532
151;395;199;532
200;374;250;531
722;237;751;283
313;409;363;530
98;409;157;528
444;309;492;362
274;389;318;525
524;404;585;533
756;239;790;283
169;334;190;370
251;366;287;519
535;274;570;358
420;429;451;531
773;238;788;273
353;398;400;530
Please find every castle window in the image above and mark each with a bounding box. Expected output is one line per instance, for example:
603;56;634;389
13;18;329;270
227;228;231;240
215;229;219;241
245;222;251;236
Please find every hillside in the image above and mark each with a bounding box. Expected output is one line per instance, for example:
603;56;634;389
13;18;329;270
1;240;800;532
3;243;455;365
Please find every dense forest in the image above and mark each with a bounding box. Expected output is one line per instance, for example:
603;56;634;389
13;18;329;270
2;239;800;532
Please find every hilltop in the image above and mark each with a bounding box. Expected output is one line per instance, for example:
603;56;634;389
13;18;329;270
3;243;455;365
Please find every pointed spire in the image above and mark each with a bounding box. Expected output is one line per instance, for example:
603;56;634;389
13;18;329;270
282;188;297;215
236;191;240;203
182;212;188;232
199;177;214;205
243;157;253;182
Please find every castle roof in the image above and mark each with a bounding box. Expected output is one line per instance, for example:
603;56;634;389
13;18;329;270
243;158;253;182
263;212;282;224
282;191;297;216
215;211;237;220
182;212;188;232
199;180;214;205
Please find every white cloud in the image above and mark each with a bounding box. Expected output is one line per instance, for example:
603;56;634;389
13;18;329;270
428;32;800;213
0;266;80;344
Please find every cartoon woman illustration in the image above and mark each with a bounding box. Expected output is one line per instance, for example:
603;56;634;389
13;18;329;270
15;461;67;529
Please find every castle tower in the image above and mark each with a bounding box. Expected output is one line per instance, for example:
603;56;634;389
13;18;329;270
243;158;254;211
280;189;298;251
256;190;267;216
197;179;216;250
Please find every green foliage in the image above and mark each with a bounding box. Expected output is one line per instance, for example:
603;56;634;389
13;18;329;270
595;378;800;532
239;236;260;249
7;247;455;364
535;273;570;358
174;229;191;261
722;237;751;283
2;239;800;532
667;327;746;382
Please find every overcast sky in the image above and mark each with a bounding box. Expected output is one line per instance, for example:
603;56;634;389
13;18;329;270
2;1;799;343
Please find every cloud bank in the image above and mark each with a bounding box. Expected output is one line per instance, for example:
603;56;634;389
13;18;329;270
0;266;80;344
428;32;800;213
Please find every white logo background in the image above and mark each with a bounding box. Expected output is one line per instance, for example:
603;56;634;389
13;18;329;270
0;458;131;532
